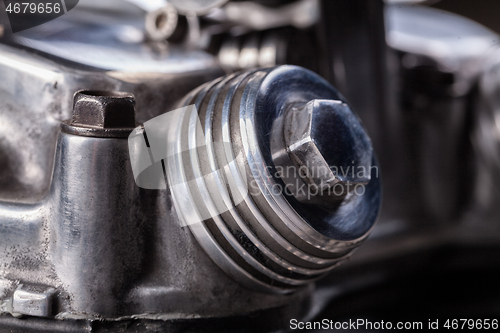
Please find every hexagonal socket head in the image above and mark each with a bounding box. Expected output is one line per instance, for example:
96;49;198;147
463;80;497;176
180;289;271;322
284;99;373;190
71;90;136;129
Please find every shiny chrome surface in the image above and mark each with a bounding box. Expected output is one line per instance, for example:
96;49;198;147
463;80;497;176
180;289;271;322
222;0;318;31
166;66;380;293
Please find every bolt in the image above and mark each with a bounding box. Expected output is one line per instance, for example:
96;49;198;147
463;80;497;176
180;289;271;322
62;90;137;138
145;4;188;43
284;99;373;195
71;90;136;129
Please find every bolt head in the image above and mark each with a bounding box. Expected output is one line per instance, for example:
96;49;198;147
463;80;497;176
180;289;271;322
284;99;373;189
145;3;180;41
71;90;136;129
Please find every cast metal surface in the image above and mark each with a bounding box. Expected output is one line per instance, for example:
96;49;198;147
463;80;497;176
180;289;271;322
0;105;312;320
0;0;500;332
0;61;378;324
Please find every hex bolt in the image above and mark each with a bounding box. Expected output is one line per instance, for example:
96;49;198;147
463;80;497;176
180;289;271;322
145;3;188;43
62;90;137;138
284;99;373;197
